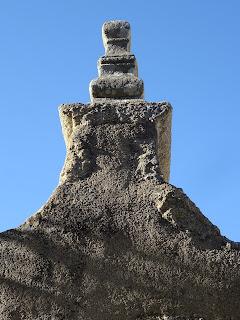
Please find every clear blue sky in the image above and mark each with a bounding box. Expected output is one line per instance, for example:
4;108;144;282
0;1;239;241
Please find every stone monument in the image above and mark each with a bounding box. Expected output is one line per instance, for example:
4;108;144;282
0;20;239;320
89;20;144;101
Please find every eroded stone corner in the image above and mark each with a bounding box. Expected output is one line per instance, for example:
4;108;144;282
154;103;172;182
59;103;93;184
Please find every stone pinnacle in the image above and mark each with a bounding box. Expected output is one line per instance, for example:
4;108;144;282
89;20;144;102
0;18;239;320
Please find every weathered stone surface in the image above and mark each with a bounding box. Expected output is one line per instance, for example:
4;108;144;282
0;20;240;320
102;20;131;56
98;55;138;77
59;101;171;183
90;20;144;101
0;101;240;319
90;75;144;100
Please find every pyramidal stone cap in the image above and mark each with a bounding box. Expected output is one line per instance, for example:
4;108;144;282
89;20;144;101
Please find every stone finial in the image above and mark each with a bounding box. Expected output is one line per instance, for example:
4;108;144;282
102;20;131;56
89;20;144;102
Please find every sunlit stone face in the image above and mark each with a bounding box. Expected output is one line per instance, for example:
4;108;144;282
89;20;144;101
102;20;131;56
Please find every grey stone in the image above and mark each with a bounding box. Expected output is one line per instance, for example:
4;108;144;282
59;101;171;184
98;55;138;77
90;20;144;101
102;20;131;56
0;20;240;320
0;100;240;319
90;76;144;100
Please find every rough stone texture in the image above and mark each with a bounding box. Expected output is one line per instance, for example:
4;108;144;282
90;76;144;100
102;20;131;56
59;101;171;184
0;101;240;320
0;20;240;320
98;55;138;77
89;20;144;101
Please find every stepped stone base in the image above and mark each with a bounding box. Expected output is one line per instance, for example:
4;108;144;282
90;76;144;100
89;20;144;102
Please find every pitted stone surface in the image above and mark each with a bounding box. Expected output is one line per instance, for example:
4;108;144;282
0;19;240;320
98;55;138;76
102;20;131;56
0;101;240;319
58;101;171;183
90;75;144;99
90;20;144;101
